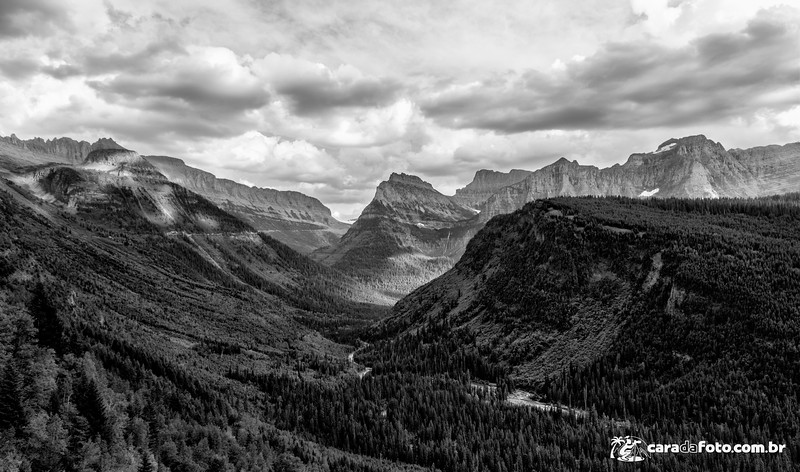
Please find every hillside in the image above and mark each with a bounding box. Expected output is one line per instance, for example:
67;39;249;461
373;194;800;429
380;194;800;378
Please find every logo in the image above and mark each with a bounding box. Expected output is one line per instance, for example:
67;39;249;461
610;436;651;462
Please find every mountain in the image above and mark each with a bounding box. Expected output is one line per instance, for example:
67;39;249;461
0;134;125;167
380;193;800;382
453;168;532;208
145;155;348;253
0;140;385;310
313;173;482;301
480;135;800;218
364;173;476;225
6;147;257;234
0;134;349;254
358;195;800;471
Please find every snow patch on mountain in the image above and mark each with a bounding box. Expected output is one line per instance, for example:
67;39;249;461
654;143;676;153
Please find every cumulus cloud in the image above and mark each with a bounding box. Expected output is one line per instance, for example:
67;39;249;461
188;131;345;183
183;130;376;218
421;10;800;133
259;97;416;148
88;46;269;114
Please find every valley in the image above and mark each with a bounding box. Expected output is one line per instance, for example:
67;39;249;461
0;134;799;471
4;1;799;470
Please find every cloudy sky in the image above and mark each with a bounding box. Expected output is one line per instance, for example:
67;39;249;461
1;0;799;219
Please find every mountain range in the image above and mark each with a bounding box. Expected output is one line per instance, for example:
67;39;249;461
3;133;799;301
316;135;800;299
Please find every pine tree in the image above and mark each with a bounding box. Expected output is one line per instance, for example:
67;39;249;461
29;282;65;355
76;375;114;443
138;449;156;472
0;360;25;432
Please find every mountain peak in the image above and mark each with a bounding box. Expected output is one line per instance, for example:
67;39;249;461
84;148;140;164
547;157;583;169
653;135;724;154
367;172;476;225
387;172;435;190
91;137;127;151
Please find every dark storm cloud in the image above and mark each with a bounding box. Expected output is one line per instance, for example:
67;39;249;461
275;76;400;116
0;0;69;38
421;14;800;133
40;95;257;150
90;74;269;113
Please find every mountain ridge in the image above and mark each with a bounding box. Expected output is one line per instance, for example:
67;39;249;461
0;135;349;254
0;134;126;164
478;134;800;218
144;155;349;253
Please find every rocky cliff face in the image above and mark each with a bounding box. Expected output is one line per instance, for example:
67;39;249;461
144;155;349;253
480;135;799;218
0;134;126;164
729;142;800;196
453;169;532;208
313;173;481;301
